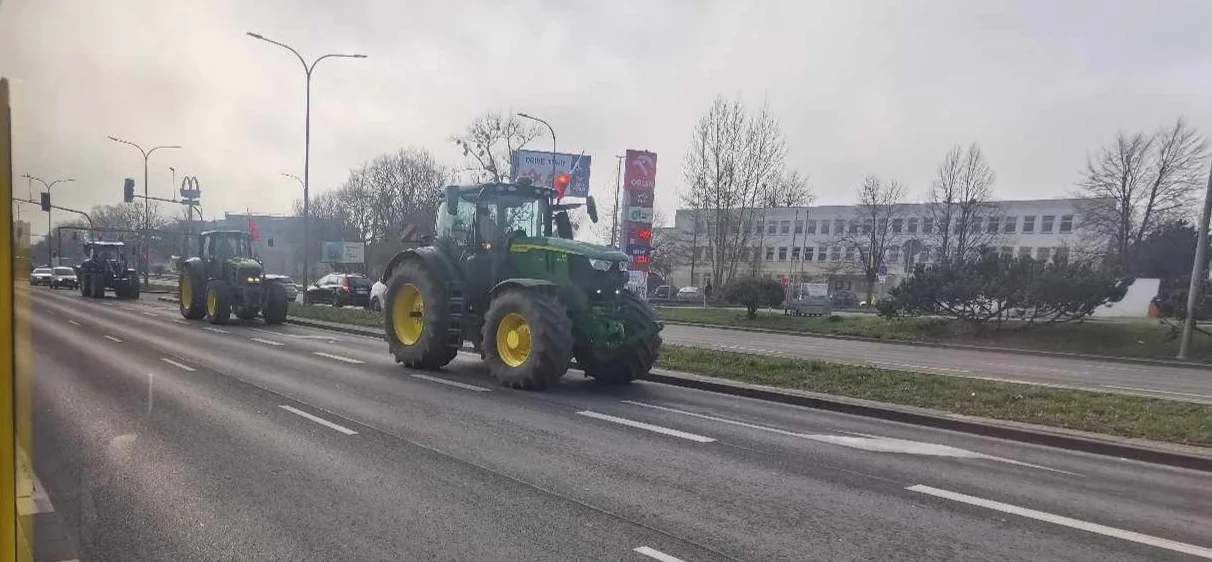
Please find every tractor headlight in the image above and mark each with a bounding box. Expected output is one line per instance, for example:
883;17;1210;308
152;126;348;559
246;276;261;284
589;258;613;272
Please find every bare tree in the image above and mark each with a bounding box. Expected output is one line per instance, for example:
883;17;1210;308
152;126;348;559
927;143;1000;262
835;176;906;304
1078;117;1208;270
681;97;789;288
451;112;542;183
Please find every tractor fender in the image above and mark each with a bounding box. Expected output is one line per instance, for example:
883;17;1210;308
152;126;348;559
489;278;559;300
382;246;459;284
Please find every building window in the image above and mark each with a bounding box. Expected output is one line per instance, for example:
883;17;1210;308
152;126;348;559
805;247;815;261
1054;246;1070;263
780;220;790;235
844;246;855;261
922;218;933;234
794;220;803;234
969;217;982;234
791;247;800;261
891;218;903;233
1059;214;1073;233
1003;217;1017;233
778;247;787;261
1022;216;1036;233
986;216;999;234
999;246;1013;258
830;246;840;261
835;219;846;234
806;220;817;234
849;221;859;235
267;237;274;248
819;220;829;235
817;247;827;261
767;221;778;235
888;246;900;263
754;220;763;234
907;217;918;234
765;246;775;261
1041;215;1055;233
1018;246;1032;258
1036;247;1051;261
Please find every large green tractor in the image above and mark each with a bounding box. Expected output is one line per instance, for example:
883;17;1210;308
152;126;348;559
78;241;141;299
382;181;663;390
177;230;288;325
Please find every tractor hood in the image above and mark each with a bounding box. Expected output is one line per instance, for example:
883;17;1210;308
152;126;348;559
511;237;629;261
226;258;263;273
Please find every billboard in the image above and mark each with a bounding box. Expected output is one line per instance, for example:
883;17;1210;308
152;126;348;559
510;150;592;198
622;150;657;273
321;241;365;264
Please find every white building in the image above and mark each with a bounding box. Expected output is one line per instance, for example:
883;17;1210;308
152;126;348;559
667;198;1094;298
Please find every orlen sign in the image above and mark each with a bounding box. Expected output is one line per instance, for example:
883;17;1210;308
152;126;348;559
622;150;657;273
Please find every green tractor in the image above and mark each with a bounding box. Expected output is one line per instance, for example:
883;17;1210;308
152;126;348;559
78;241;141;299
381;181;663;390
177;230;289;325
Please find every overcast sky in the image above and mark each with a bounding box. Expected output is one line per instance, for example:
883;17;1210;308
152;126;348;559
5;0;1212;238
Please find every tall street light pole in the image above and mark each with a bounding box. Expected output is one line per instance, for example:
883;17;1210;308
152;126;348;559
22;174;74;266
108;136;180;285
1178;158;1212;359
611;154;623;248
247;32;366;286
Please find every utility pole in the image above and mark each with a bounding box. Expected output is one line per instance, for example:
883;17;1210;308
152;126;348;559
788;208;800;282
248;32;367;286
108;136;180;285
1178;158;1212;359
689;213;699;287
611;154;623;248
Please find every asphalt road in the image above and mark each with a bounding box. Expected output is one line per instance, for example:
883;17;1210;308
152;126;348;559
22;285;1212;561
661;323;1212;404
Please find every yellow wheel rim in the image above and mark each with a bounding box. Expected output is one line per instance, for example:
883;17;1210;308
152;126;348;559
207;287;217;316
180;276;192;306
495;312;532;368
392;284;424;345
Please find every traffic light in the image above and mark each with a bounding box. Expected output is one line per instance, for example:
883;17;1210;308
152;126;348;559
553;172;570;200
123;178;135;202
39;192;50;212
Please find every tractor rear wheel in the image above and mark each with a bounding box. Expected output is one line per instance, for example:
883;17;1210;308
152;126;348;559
384;265;458;370
179;271;205;319
89;275;105;299
205;279;231;325
79;275;91;298
483;289;573;390
263;282;288;325
575;290;662;385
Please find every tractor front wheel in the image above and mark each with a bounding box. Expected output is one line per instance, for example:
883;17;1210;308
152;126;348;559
483;289;573;390
575;290;662;385
179;271;205;319
205;279;231;325
89;274;105;299
384;265;457;370
263;283;288;325
79;275;91;298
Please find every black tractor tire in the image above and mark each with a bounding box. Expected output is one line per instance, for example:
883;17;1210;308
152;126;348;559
178;270;205;320
128;277;140;300
79;276;91;298
384;265;458;370
263;282;288;325
89;274;106;299
482;289;573;390
575;290;663;385
204;279;231;325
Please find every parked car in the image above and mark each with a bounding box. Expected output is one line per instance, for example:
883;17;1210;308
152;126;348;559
650;284;675;301
29;267;53;286
303;273;373;307
263;274;299;302
676;286;704;302
368;279;387;311
50;267;79;290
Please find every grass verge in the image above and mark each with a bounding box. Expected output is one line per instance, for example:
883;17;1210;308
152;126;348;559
288;302;381;328
654;307;1211;363
656;345;1212;447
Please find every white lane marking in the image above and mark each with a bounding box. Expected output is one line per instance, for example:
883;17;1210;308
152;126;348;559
142;311;158;317
867;360;971;373
171;319;187;324
576;411;716;443
160;358;196;372
67;319;82;326
102;302;114;306
907;485;1212;559
410;374;491;392
1101;385;1212;400
203;327;230;334
633;546;686;562
253;328;340;341
313;351;364;364
147;373;154;414
103;335;123;343
249;337;284;347
622;401;1075;475
278;405;358;435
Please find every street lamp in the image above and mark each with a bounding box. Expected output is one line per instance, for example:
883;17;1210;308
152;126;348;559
107;136;180;285
281;172;303;188
247;31;366;286
517;112;556;188
22;174;74;266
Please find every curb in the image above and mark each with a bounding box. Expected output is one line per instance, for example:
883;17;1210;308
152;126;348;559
239;308;1212;473
642;369;1212;473
659;320;1212;371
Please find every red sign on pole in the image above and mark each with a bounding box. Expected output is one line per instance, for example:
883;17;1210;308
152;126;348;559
623;150;657;191
622;150;657;274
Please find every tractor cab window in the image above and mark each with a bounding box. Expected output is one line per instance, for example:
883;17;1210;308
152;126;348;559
437;201;476;246
210;236;252;259
96;248;117;261
481;195;547;242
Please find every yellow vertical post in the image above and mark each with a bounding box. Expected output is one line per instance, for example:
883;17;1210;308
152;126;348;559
0;77;19;562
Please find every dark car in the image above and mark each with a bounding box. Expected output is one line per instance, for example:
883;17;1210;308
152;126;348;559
303;273;372;307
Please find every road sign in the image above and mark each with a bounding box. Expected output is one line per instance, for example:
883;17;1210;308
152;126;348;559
510;150;592;198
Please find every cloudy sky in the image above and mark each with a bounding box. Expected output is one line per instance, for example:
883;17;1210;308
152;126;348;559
4;0;1212;239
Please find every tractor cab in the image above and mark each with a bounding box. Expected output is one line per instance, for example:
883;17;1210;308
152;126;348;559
176;230;287;325
79;241;140;299
86;241;128;267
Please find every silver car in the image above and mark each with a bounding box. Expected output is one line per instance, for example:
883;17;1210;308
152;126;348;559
30;267;53;286
50;267;79;290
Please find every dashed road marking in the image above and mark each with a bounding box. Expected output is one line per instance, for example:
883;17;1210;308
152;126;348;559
313;351;364;364
67;319;82;327
1100;385;1212;400
141;311;158;317
279;405;358;435
410;374;491;392
171;319;187;324
160;358;196;372
203;327;230;334
907;485;1212;559
576;411;716;443
103;335;123;343
633;546;686;562
249;337;284;346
